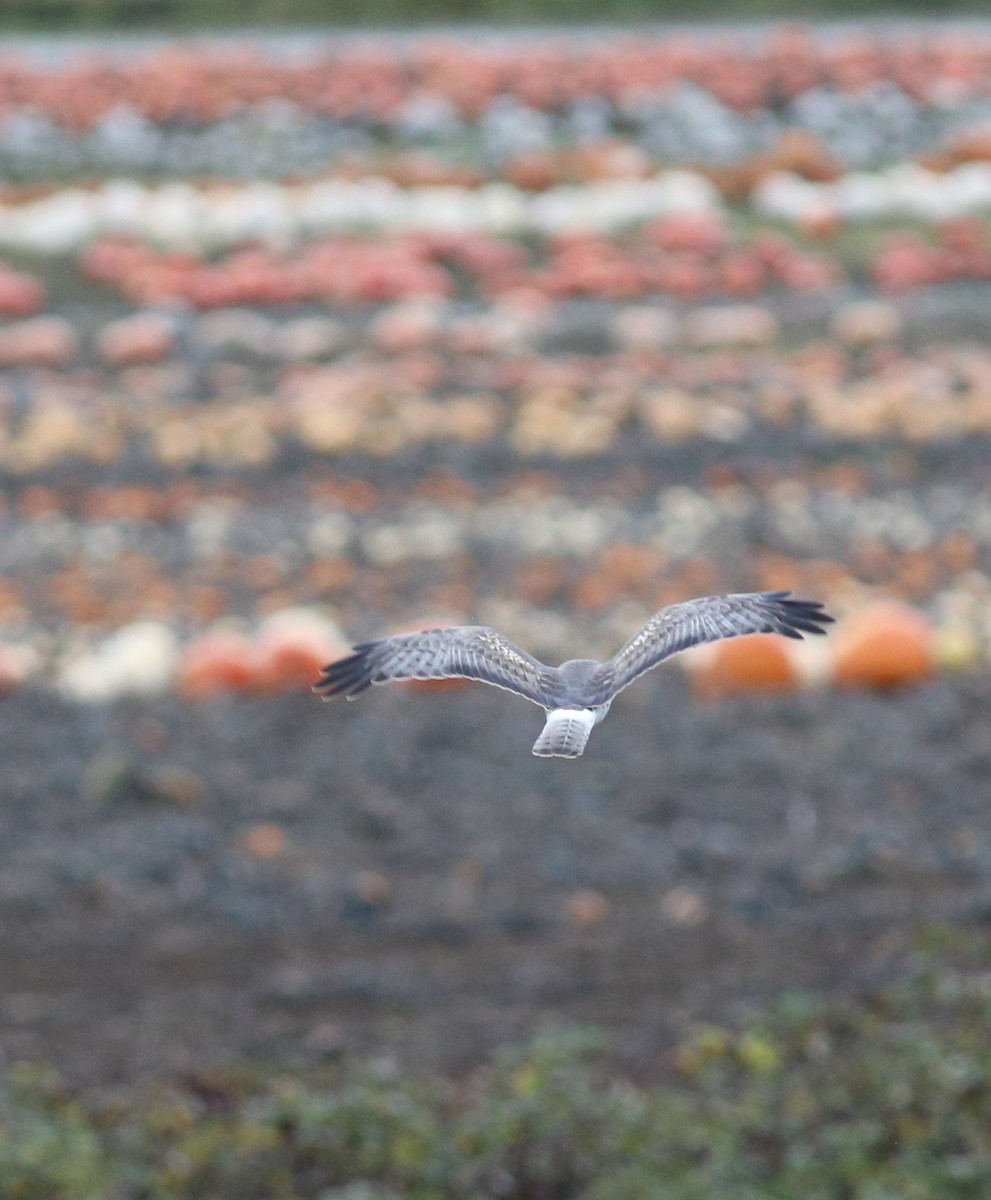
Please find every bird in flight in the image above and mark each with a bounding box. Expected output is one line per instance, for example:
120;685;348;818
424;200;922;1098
314;591;834;759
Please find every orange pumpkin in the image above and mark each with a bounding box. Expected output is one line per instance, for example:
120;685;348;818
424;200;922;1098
688;634;799;699
96;314;174;366
176;630;258;698
833;602;935;689
241;823;287;860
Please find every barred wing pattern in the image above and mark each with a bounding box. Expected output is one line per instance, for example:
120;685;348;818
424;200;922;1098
587;591;833;704
313;625;555;707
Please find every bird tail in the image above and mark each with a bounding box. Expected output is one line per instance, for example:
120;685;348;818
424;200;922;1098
532;709;596;759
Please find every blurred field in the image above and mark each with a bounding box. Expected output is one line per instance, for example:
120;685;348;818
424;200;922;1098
3;20;991;1195
6;0;991;31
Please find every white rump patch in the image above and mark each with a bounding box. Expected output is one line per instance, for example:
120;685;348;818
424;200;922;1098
531;708;597;759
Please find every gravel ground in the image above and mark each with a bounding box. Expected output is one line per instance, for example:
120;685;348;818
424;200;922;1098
2;670;989;1086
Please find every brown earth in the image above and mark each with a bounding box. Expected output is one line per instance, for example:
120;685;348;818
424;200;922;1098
1;671;988;1086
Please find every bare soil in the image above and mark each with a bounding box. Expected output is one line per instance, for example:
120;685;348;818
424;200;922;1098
1;672;987;1086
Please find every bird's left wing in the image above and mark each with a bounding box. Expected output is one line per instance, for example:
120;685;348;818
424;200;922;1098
585;591;834;704
313;625;555;707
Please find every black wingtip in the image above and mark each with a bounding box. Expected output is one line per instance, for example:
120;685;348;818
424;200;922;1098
770;594;836;639
312;646;376;701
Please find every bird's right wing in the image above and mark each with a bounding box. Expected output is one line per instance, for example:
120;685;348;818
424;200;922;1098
313;625;555;708
585;590;834;704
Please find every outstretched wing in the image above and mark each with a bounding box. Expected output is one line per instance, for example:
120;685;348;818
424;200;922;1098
586;591;834;703
313;625;555;708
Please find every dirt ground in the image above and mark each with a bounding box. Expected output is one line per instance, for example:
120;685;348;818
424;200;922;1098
1;669;989;1087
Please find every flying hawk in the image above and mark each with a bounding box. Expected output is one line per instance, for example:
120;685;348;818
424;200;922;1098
314;591;834;759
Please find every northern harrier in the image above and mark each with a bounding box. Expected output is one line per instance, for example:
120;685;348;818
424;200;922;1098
314;591;834;759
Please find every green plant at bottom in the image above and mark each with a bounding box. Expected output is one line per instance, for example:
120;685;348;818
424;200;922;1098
5;931;991;1198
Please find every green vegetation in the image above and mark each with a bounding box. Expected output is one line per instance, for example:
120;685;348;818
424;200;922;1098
5;928;991;1198
1;0;990;31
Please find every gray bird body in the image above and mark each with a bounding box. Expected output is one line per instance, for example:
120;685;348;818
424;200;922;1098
314;591;834;758
540;658;603;705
